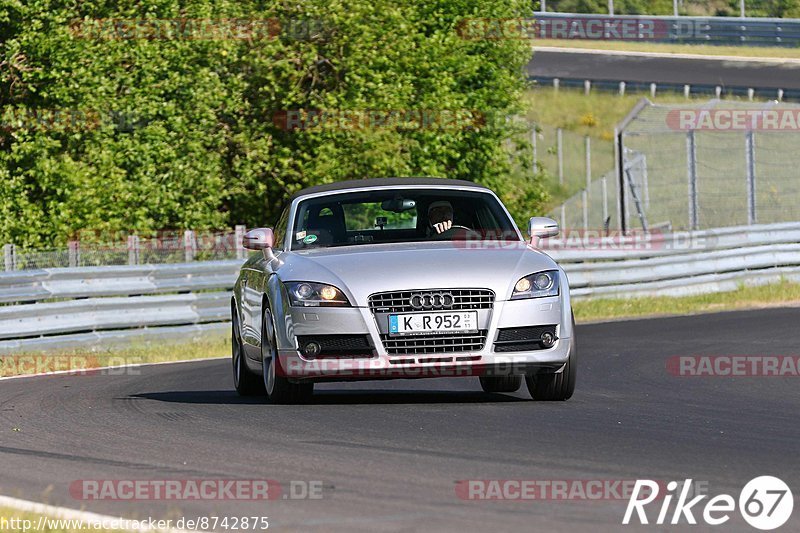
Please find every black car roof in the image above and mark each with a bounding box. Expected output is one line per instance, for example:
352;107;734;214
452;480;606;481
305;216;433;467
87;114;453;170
289;177;490;200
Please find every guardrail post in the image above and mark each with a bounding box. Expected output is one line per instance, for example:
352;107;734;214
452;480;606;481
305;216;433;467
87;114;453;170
557;128;564;185
602;176;608;229
184;230;196;262
4;244;15;271
127;235;140;265
68;241;80;268
686;130;699;231
235;225;246;260
745;130;757;225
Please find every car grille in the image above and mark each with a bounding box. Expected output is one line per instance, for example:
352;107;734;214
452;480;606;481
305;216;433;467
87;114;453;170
380;330;488;355
368;288;495;313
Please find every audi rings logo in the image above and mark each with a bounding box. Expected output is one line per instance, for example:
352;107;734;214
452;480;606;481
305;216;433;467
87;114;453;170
409;292;455;310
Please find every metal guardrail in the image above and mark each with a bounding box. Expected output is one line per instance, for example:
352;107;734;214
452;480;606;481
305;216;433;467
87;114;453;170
534;13;800;46
0;222;799;353
549;222;800;299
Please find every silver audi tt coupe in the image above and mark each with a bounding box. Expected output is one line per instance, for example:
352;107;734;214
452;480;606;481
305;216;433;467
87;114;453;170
231;177;575;403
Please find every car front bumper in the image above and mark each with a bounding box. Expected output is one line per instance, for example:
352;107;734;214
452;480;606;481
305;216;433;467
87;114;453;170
274;297;572;382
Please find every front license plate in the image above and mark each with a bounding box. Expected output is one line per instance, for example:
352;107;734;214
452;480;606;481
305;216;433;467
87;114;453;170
389;311;478;336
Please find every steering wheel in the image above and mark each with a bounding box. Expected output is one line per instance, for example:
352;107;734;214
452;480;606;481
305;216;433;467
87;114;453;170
432;225;482;240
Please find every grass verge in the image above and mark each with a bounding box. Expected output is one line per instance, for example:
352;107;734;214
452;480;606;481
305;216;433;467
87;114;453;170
0;335;228;378
533;39;800;60
573;280;800;323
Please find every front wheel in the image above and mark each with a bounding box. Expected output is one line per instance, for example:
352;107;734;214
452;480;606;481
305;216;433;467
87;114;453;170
525;321;576;401
232;312;264;396
262;308;314;404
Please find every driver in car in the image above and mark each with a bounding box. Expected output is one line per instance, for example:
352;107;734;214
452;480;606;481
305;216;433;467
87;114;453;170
428;201;454;235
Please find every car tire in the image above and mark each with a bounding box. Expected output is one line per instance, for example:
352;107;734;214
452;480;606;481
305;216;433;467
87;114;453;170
262;307;314;404
525;315;576;401
232;310;264;396
479;376;522;393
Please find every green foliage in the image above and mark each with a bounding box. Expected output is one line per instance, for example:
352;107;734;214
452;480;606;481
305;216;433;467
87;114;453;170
0;0;544;247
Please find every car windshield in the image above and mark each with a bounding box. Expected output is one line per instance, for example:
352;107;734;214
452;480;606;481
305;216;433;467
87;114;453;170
290;188;519;250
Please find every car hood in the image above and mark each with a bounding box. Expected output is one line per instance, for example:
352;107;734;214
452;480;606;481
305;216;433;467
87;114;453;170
275;241;558;305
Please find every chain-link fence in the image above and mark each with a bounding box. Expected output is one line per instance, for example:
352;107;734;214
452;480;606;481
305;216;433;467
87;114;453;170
619;100;800;232
3;228;246;271
532;123;615;201
549;99;800;233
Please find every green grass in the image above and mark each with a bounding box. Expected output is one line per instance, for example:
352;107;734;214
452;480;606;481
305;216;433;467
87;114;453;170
573;280;800;323
0;335;228;377
534;39;800;60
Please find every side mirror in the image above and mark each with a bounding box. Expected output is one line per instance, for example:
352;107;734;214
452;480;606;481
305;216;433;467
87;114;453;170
528;217;559;244
242;228;274;250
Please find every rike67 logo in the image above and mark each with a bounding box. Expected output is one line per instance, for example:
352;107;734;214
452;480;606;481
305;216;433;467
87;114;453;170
623;476;793;530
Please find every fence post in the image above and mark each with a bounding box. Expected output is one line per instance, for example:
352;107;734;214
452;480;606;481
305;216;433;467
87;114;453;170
615;128;625;232
602;176;609;230
235;225;247;260
184;230;196;262
4;244;15;271
582;189;589;231
745;130;757;225
557;128;564;185
686;130;699;230
127;235;140;265
68;241;80;268
585;136;591;191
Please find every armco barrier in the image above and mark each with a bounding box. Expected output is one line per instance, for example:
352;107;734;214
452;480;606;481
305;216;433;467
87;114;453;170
0;222;798;353
533;13;800;46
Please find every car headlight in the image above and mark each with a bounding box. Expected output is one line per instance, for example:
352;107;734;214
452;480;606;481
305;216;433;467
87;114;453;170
511;270;559;300
285;282;350;307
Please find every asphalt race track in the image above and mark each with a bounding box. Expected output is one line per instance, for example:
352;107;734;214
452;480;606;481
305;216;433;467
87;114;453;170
527;49;800;91
2;308;799;532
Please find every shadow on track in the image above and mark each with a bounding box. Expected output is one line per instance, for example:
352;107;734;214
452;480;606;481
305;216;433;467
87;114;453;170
132;389;527;405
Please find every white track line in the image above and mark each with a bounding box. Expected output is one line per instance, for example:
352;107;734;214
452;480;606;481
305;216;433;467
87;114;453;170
0;356;226;382
0;494;191;533
532;45;800;65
